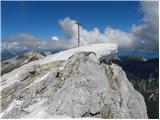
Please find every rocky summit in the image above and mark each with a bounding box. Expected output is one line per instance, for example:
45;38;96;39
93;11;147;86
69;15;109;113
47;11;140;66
1;49;44;75
0;43;148;118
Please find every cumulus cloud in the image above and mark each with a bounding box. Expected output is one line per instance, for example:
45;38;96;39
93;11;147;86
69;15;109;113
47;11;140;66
59;17;137;49
131;1;159;50
52;36;59;41
2;1;158;51
59;1;158;51
2;33;66;50
5;33;42;49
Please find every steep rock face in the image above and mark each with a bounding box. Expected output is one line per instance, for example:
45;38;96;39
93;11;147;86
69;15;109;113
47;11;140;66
113;57;159;118
1;49;44;75
0;52;148;118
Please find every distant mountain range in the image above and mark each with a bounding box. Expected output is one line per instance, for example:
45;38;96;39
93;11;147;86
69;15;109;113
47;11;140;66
1;50;44;75
1;48;159;118
1;48;159;60
113;56;159;79
113;56;159;119
118;49;159;59
1;48;62;60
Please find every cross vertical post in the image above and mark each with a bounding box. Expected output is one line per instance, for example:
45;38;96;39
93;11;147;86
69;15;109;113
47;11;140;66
75;21;81;47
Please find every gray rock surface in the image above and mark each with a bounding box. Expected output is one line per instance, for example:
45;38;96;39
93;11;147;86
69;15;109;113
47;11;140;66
1;49;44;75
0;52;148;118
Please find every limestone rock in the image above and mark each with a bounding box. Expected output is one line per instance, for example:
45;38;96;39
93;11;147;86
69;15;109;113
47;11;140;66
1;49;44;75
0;44;148;118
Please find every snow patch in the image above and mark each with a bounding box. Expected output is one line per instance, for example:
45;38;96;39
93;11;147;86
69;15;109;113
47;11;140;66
24;98;47;113
1;43;117;92
0;74;20;91
26;72;50;88
38;43;117;65
23;98;48;118
22;98;70;118
0;99;24;118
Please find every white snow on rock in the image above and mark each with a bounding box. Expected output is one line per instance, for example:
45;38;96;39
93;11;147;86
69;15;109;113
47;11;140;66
23;98;48;118
39;43;117;65
0;43;148;119
26;72;51;89
0;99;24;118
1;43;117;91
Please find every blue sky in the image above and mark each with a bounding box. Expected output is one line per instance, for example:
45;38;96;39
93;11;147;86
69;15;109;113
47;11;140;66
1;1;159;55
2;1;143;40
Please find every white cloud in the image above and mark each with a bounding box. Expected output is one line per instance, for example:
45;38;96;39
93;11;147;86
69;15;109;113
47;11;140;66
104;27;137;49
52;36;59;41
2;33;66;50
2;1;158;51
59;1;158;51
59;17;137;49
131;1;159;50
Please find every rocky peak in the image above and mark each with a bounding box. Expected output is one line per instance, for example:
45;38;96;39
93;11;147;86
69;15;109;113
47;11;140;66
24;49;44;59
1;50;44;75
0;44;148;118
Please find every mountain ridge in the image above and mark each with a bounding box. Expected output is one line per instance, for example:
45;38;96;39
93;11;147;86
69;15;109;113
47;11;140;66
1;44;148;118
